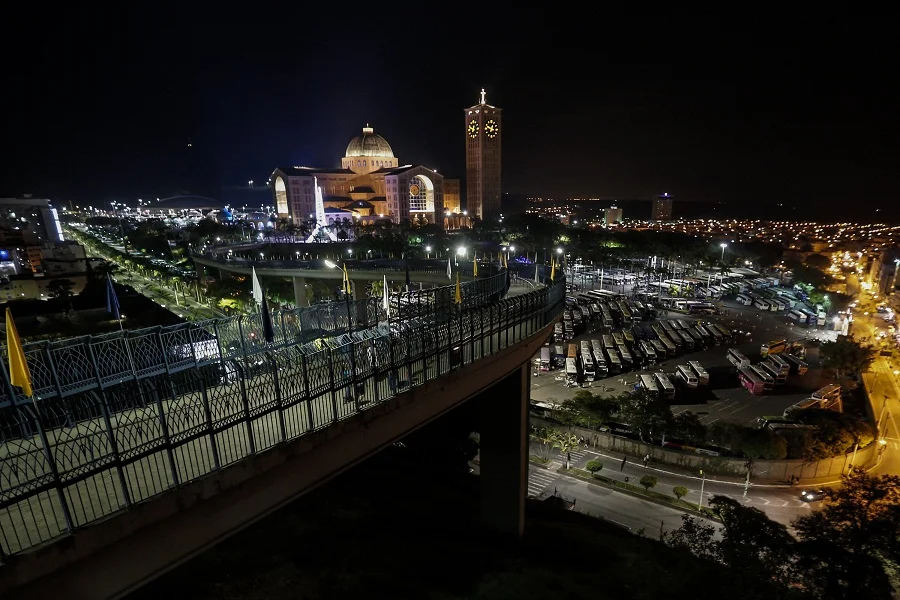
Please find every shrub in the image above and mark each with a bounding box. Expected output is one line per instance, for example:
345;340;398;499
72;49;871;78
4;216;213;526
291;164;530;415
586;460;603;474
640;475;658;491
673;486;688;500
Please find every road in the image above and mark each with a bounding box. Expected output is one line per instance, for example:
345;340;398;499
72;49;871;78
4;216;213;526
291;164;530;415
528;445;813;527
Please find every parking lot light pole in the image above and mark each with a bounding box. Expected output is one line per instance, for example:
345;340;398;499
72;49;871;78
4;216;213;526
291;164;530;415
698;469;706;509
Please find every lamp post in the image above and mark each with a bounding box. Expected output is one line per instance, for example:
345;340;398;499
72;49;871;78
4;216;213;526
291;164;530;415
720;242;728;262
425;245;432;259
698;469;706;509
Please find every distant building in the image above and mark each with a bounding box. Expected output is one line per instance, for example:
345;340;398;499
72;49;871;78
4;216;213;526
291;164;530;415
651;193;673;221
443;179;461;213
270;125;448;227
0;196;65;244
867;250;900;297
465;89;502;219
604;206;623;226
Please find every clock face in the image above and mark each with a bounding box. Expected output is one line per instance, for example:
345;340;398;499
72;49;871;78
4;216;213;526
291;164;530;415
468;119;479;138
409;183;421;196
485;119;499;138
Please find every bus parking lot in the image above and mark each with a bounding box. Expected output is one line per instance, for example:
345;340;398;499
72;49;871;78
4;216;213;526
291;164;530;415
531;291;842;429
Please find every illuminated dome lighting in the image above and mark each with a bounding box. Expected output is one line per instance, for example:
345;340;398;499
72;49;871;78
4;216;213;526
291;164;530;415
344;125;394;158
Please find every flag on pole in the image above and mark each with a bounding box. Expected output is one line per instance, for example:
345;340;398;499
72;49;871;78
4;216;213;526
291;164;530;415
260;294;275;343
251;266;263;307
454;272;462;305
447;255;452;280
5;308;32;397
106;274;121;320
550;259;556;281
534;260;540;283
502;252;508;269
473;255;478;277
342;263;352;296
382;275;389;313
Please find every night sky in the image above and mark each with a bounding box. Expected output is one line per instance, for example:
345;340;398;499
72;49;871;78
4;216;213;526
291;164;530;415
4;11;898;220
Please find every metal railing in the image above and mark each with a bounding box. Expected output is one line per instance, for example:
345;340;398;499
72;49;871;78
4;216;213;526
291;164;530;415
0;268;564;560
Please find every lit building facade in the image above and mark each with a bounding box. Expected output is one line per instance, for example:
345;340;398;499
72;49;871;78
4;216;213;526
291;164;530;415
651;193;673;221
465;89;502;219
270;126;445;227
604;206;623;226
0;197;65;244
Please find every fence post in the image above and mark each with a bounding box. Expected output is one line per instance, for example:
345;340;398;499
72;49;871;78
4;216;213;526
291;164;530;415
327;348;339;423
300;354;315;430
235;363;257;456
146;379;181;488
196;373;221;471
270;355;287;442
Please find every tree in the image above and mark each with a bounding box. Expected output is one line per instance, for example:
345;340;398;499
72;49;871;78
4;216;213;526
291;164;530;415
792;474;900;561
585;460;603;474
614;389;673;443
562;390;617;429
664;514;720;562
819;337;876;387
673;486;688;500
551;430;579;469
804;253;831;271
529;427;555;461
639;475;658;491
709;496;796;586
672;411;707;445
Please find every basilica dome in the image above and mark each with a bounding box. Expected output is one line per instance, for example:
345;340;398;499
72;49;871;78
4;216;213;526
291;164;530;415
345;125;394;158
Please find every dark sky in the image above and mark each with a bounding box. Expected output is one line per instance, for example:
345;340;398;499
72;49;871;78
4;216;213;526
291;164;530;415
4;10;898;219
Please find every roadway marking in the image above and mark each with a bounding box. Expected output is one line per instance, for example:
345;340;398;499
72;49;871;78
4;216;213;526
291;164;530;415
528;469;558;498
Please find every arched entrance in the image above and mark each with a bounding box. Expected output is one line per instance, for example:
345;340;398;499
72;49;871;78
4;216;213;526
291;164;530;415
274;176;288;215
409;174;434;224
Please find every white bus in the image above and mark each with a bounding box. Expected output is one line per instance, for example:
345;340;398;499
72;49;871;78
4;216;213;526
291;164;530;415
659;334;677;357
617;344;634;370
726;348;751;369
581;352;596;382
640;373;659;396
788;310;808;324
782;353;809;375
565;357;579;385
677;330;695;350
768;354;791;375
654;372;676;399
736;294;753;306
605;347;622;373
749;365;775;390
688;360;709;385
593;350;609;378
650;339;667;359
640;340;657;364
812;384;841;403
758;360;786;385
675;364;699;388
753;298;770;311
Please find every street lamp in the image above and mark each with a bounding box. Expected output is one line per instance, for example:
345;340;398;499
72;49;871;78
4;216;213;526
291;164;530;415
425;245;432;259
720;242;727;262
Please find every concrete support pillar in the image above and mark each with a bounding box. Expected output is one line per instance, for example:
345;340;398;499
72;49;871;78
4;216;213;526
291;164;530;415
195;263;206;286
293;277;309;307
352;280;364;301
478;364;528;537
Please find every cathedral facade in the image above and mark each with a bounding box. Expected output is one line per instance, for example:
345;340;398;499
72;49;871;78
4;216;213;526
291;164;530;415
270;126;460;228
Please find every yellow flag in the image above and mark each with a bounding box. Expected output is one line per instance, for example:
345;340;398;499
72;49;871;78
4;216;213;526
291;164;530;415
473;255;478;277
342;263;351;295
550;259;556;281
5;308;32;397
503;252;508;269
454;272;463;305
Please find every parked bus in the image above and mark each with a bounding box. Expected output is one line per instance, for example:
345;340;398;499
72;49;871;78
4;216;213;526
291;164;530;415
760;339;787;357
659;334;677;357
703;324;723;345
788;309;808;324
812;384;841;403
654;372;676;399
640;340;657;364
677;330;695;350
553;322;564;343
640;373;659;396
694;324;714;346
688;360;709;385
612;332;626;346
768;354;791;376
650;339;667;359
726;348;751;369
748;365;775;391
540;346;551;371
686;327;704;347
623;329;636;345
605;346;622;373
675;364;699;388
580;340;592;356
753;298;771;311
739;366;766;395
617;344;634;369
736;294;753;306
567;343;578;359
758;360;787;385
782;353;809;375
594;350;609;378
565;357;579;385
602;335;616;350
581;352;596;382
711;323;733;342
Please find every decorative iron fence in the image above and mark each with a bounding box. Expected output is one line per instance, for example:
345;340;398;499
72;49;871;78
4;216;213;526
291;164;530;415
0;270;564;560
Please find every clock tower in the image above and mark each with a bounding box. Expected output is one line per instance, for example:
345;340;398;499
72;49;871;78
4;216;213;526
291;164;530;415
465;88;502;219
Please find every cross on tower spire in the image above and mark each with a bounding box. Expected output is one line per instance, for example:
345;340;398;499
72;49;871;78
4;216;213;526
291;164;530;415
480;88;486;104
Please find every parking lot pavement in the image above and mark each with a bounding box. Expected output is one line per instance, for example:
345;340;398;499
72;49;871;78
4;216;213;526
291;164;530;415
531;297;839;426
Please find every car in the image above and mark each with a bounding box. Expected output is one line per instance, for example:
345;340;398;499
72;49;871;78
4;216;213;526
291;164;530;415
799;488;827;502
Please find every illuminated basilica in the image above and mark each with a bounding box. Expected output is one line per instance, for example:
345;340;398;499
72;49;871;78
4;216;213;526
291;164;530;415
270;126;462;228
